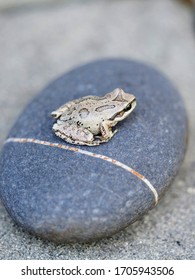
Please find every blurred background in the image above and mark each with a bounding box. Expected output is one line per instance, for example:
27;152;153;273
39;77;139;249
1;0;195;148
0;0;195;259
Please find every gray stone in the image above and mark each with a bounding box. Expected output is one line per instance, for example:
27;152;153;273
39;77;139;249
0;59;188;243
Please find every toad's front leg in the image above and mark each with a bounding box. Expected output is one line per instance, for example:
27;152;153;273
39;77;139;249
97;120;118;143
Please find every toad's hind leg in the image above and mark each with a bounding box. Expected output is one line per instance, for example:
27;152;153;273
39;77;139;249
53;123;100;146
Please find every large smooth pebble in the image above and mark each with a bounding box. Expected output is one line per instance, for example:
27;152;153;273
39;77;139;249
0;59;188;243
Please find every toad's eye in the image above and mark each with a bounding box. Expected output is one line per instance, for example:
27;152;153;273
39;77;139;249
124;103;132;112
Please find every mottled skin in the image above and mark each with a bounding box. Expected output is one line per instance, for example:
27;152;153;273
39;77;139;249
51;88;136;146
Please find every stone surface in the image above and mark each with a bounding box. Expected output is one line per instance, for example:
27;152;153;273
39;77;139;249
0;59;188;243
